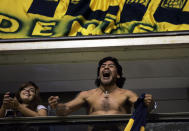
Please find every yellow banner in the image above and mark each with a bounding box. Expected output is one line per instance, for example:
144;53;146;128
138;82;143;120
0;0;189;39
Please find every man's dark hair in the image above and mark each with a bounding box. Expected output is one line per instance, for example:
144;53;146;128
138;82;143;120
95;56;126;88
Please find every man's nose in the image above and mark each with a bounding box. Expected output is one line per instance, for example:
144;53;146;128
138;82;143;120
104;65;109;68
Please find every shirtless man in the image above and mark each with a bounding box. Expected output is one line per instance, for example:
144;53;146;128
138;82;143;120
48;56;154;130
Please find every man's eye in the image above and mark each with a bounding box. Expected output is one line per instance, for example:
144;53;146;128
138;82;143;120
109;65;114;67
101;65;105;68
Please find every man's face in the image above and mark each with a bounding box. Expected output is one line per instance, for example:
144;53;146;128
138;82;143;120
99;60;120;87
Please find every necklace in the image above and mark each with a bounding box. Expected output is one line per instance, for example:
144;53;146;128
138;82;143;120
99;87;114;98
104;90;109;98
105;90;108;95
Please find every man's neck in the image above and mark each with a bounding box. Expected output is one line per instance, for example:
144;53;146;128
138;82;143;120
99;84;118;94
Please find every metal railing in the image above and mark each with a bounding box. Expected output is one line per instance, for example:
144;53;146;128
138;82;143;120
0;112;189;125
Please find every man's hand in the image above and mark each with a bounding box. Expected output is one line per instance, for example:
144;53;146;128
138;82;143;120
48;96;59;110
144;94;153;107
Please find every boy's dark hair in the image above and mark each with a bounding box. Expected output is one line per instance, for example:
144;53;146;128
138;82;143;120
15;81;41;111
95;56;126;88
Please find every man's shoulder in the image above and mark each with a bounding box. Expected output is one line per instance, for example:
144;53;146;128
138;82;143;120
79;88;98;97
118;88;136;95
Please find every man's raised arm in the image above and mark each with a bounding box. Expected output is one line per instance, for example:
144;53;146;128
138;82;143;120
48;91;87;116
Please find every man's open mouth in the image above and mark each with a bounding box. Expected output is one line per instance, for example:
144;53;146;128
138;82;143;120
103;72;111;78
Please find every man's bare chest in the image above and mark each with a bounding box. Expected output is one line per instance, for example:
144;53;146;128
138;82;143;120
86;93;127;111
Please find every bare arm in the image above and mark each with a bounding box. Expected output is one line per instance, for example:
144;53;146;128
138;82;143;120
127;91;155;112
48;91;87;116
16;104;47;117
0;106;6;117
0;92;13;117
127;90;138;106
11;97;47;117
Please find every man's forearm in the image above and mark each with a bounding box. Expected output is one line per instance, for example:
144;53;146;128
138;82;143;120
56;103;70;116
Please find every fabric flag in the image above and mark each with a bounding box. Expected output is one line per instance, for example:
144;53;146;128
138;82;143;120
124;94;147;131
0;0;189;39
